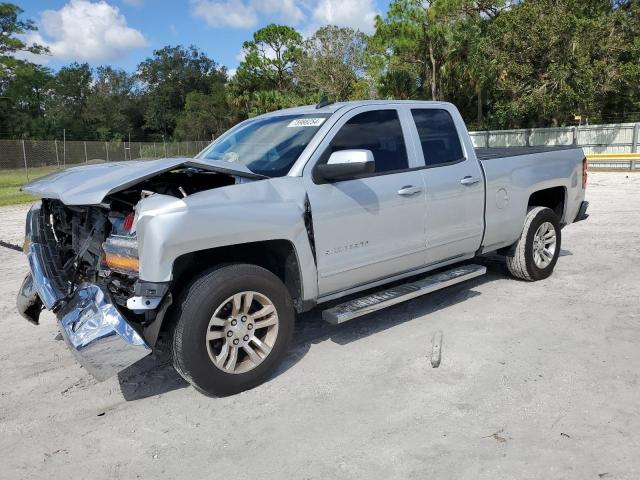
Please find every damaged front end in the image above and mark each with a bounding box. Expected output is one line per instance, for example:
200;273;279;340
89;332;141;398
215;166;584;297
17;201;154;380
16;160;255;380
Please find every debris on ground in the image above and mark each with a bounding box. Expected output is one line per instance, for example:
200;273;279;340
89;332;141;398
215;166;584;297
430;330;443;368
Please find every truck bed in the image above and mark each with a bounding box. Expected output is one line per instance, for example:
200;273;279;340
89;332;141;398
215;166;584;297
476;145;580;161
476;144;585;254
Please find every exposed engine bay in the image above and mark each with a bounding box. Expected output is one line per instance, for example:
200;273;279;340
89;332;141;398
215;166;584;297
38;167;239;310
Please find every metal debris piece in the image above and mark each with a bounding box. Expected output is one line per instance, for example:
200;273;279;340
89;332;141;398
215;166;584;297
430;330;443;368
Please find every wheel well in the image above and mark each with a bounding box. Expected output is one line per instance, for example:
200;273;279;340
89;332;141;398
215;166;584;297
528;186;565;220
171;240;303;310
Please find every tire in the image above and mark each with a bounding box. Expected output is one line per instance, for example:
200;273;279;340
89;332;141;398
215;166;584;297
506;206;562;281
170;264;295;396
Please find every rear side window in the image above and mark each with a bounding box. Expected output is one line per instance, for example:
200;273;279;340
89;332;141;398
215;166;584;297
411;109;464;166
327;110;408;173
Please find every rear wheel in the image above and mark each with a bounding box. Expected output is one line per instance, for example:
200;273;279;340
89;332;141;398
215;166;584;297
506;206;561;281
171;264;294;396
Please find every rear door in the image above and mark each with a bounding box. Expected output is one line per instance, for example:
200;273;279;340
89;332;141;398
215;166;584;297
409;107;485;264
303;106;427;297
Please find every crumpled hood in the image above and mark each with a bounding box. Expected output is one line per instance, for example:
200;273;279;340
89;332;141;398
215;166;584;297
21;157;264;206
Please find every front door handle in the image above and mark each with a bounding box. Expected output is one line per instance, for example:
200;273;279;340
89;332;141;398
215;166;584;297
397;185;422;196
460;176;481;186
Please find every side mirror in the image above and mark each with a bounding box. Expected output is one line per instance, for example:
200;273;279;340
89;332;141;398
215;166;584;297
315;149;375;182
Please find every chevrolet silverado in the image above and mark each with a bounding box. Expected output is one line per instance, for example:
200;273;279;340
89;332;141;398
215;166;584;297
16;100;589;395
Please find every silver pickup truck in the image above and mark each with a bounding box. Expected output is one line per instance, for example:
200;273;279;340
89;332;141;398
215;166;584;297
16;100;589;395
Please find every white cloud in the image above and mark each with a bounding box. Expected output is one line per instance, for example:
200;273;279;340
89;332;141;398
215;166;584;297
311;0;377;34
191;0;258;29
35;0;147;61
191;0;377;35
191;0;304;29
255;0;304;24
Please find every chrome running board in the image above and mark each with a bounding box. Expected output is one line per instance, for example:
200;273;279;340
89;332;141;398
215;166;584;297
322;264;486;325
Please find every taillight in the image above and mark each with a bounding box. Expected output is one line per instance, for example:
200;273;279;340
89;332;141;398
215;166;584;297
582;157;588;189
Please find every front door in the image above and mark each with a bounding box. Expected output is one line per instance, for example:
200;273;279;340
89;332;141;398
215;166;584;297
304;107;428;297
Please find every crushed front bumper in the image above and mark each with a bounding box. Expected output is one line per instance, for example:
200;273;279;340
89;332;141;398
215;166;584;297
16;203;151;381
57;283;151;381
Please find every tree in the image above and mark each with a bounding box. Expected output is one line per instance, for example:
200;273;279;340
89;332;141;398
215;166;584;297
0;62;52;137
175;91;230;140
484;0;638;127
296;26;368;101
0;3;50;136
378;68;418;99
234;24;302;93
137;45;227;136
0;2;48;79
372;0;503;101
46;63;93;138
86;66;142;140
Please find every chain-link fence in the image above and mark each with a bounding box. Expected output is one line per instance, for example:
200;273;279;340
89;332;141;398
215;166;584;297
469;122;640;171
0;139;212;182
469;122;640;154
1;122;639;205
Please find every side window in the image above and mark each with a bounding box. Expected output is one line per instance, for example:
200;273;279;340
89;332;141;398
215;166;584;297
411;109;464;166
327;110;408;173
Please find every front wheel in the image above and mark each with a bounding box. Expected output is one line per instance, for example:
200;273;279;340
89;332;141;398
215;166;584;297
506;206;562;281
170;264;295;396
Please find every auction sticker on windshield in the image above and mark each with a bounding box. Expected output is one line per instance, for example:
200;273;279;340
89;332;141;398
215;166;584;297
287;118;326;128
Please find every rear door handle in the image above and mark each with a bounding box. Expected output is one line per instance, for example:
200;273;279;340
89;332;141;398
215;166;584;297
397;185;422;196
460;176;481;186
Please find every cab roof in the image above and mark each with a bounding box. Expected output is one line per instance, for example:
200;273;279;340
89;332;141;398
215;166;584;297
259;100;455;117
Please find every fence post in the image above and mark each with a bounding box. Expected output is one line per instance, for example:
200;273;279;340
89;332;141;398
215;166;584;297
632;123;639;153
63;129;66;167
123;140;127;161
105;141;109;162
54;139;60;168
525;128;531;147
84;141;88;163
22;139;29;181
485;130;490;148
572;126;578;146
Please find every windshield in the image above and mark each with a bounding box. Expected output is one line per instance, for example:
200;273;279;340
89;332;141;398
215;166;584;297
196;113;331;177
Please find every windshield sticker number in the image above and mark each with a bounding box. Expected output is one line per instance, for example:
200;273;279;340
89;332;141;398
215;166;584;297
287;118;326;128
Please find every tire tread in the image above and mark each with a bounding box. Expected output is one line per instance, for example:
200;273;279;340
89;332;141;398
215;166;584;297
506;206;554;281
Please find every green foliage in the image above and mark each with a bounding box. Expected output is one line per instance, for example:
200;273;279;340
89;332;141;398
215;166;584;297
296;26;369;101
485;0;640;127
233;24;302;93
0;2;48;78
1;1;640;141
175;91;229;140
137;45;228;136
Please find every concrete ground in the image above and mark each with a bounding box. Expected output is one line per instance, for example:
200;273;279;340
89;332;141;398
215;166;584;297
0;172;638;480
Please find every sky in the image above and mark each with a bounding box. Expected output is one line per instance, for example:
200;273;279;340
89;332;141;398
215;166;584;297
17;0;391;74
